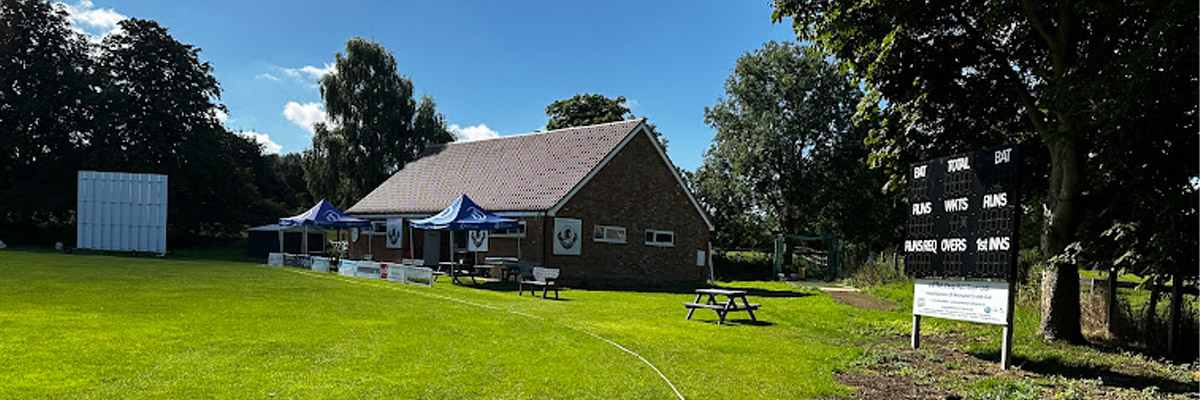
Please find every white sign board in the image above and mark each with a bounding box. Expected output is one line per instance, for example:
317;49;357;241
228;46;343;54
402;266;435;287
552;218;582;255
913;279;1010;325
356;261;383;279
338;260;357;277
76;171;168;254
468;230;488;252
385;218;403;248
311;257;330;273
267;252;284;266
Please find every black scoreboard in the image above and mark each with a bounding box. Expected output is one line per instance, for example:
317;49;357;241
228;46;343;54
903;145;1020;279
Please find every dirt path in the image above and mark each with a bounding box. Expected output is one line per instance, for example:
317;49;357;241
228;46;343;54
811;284;897;310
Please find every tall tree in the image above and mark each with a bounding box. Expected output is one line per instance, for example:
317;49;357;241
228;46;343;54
92;18;257;240
774;0;1198;341
696;41;901;251
0;0;95;241
304;37;451;207
545;93;668;149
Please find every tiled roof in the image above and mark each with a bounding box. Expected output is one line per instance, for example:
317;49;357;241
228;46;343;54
346;119;645;214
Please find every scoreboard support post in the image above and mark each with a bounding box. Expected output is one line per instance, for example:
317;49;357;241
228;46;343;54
911;315;922;349
1001;278;1016;370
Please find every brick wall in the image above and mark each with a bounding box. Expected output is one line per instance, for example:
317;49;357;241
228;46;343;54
546;130;710;286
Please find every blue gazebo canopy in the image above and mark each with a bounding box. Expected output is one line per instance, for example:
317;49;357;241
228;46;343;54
279;199;372;228
409;194;520;231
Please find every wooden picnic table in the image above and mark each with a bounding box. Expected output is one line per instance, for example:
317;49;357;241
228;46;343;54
683;288;760;325
438;262;481;285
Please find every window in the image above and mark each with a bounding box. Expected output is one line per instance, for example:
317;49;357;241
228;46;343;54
593;225;626;244
369;221;387;235
644;229;674;247
492;221;526;238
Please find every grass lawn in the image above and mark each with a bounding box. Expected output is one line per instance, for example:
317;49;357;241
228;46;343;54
2;249;1194;399
0;249;896;399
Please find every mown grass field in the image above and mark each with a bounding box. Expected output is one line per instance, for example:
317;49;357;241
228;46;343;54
1;248;1194;399
0;249;897;399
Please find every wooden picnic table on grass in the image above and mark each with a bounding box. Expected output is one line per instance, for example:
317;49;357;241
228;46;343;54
683;288;760;325
438;262;482;285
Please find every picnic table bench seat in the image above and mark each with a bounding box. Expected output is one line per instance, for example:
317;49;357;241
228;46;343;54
520;267;560;299
684;289;760;324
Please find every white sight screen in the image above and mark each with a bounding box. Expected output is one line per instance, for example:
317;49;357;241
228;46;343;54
76;171;168;254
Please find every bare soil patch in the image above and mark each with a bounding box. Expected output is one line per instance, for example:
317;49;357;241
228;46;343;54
823;288;896;311
837;334;1199;400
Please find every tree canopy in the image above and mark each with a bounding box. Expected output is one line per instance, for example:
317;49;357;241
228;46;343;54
0;0;95;241
773;0;1198;341
0;1;312;244
304;37;452;208
545;93;668;149
695;41;901;252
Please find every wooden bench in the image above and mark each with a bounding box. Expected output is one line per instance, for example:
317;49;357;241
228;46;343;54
520;267;560;299
684;289;760;324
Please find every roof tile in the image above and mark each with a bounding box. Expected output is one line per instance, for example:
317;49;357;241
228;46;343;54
347;119;644;214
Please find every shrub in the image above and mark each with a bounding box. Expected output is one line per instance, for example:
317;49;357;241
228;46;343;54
847;251;906;288
712;250;774;281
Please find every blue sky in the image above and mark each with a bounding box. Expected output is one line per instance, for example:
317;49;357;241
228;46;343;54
62;0;796;171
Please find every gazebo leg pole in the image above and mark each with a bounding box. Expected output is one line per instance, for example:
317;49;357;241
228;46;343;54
278;228;284;254
303;226;308;255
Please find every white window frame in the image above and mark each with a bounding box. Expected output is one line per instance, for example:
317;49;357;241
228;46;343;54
491;221;527;238
593;225;627;244
644;229;674;247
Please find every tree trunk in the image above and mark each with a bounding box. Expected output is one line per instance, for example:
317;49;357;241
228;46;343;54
1038;137;1085;343
1168;272;1182;355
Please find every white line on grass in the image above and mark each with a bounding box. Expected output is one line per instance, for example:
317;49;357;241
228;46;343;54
276;267;686;400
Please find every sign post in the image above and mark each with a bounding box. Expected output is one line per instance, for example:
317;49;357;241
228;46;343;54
904;145;1020;370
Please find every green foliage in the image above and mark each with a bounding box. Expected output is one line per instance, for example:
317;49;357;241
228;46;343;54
0;2;311;245
544;92;668;149
0;0;96;243
967;378;1042;400
847;252;907;288
89;18;259;240
304;37;451;208
712;251;774;281
773;0;1198;338
694;41;902;251
546;93;633;130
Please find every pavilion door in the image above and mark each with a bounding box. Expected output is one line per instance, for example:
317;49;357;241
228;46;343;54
423;230;441;266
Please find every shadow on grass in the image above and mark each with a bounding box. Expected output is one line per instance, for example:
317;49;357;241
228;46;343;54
691;318;776;327
967;350;1195;393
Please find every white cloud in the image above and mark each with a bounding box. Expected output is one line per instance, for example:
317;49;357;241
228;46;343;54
625;98;640;110
279;63;335;88
236;131;282;155
213;108;229;124
255;73;281;82
58;1;126;38
283;101;327;134
449;123;500;142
